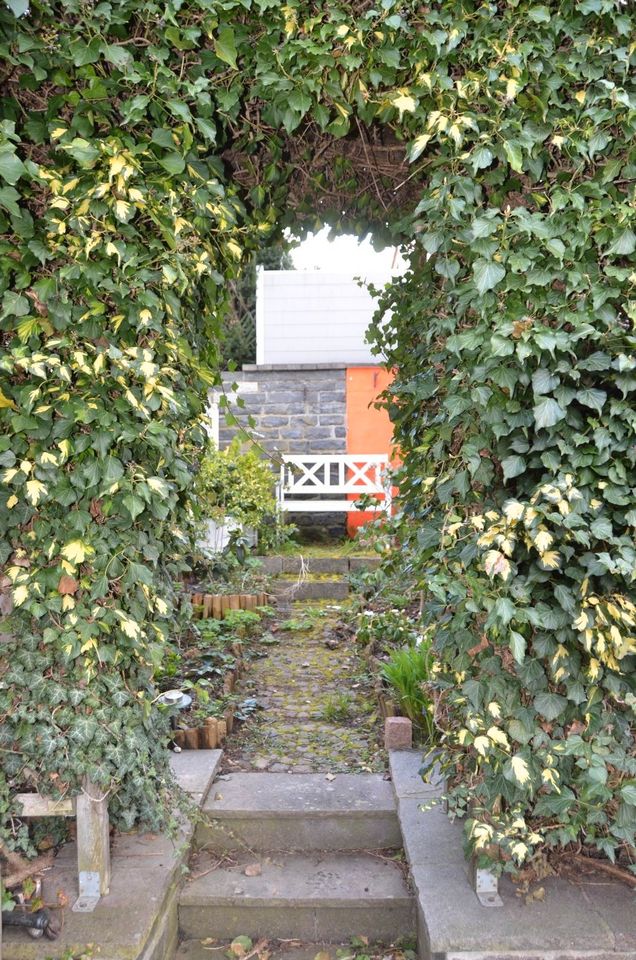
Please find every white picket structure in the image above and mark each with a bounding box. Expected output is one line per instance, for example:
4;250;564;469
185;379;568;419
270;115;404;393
277;454;392;513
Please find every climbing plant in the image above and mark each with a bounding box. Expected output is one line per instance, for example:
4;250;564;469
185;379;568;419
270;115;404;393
1;0;635;875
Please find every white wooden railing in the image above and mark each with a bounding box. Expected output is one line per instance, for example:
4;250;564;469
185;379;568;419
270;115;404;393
277;455;392;513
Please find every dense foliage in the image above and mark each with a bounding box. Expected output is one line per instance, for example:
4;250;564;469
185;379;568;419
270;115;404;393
1;0;635;874
195;440;278;544
367;5;636;870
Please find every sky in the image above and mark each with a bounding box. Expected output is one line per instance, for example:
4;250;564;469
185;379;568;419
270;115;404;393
289;226;406;280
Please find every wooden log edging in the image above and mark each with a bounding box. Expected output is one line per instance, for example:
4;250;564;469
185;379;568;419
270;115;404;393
188;592;268;619
173;657;243;751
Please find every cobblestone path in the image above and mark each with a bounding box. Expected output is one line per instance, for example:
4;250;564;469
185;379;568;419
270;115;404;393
221;600;385;774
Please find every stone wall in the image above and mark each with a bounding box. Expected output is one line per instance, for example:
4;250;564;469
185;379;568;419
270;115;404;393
216;365;347;456
213;365;348;537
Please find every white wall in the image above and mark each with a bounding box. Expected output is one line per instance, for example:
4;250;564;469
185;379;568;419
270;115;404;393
256;270;389;365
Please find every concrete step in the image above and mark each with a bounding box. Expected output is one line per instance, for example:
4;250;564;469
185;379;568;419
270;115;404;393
175;942;365;960
179;851;414;942
256;556;381;576
196;773;401;852
174;940;390;960
271;580;349;601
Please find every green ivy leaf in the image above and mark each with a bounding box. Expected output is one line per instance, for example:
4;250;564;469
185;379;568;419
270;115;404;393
510;631;526;664
472;259;506;294
214;25;238;69
607;230;636;256
123;494;145;520
62;138;100;167
470;146;494;171
533;397;565;429
503;140;523;172
159;153;186;175
533;692;568;721
501;455;526;481
0;148;26;185
4;0;29;16
577;387;606;414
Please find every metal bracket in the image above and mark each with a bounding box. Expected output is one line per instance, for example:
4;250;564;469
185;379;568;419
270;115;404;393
72;871;101;913
472;864;503;907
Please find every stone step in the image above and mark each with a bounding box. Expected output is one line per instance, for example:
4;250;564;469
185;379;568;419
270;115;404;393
179;851;415;942
256;556;381;576
175;942;386;960
271;580;349;601
196;773;401;852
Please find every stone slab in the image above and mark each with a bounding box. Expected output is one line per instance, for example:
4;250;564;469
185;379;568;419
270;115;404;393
349;557;382;571
180;851;414;942
254;556;284;575
202;772;397;816
170;748;222;802
3;834;183;960
176;943;351;960
197;772;401;851
3;750;221;960
389;749;444;800
281;557;349;574
271;581;349;601
392;751;636;959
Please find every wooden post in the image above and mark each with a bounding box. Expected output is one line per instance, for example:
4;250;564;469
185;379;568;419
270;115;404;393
73;778;111;911
200;718;218;749
217;719;227;744
220;596;230;618
183;728;199;750
212;595;222;619
228;594;240;611
224;708;234;734
203;594;213;619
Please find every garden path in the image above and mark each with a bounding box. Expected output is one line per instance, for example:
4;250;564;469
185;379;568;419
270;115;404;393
221;598;385;774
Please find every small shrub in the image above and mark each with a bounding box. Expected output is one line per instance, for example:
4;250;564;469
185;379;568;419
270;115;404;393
194;440;277;540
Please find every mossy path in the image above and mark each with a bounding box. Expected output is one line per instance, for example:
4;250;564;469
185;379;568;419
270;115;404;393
221;599;385;774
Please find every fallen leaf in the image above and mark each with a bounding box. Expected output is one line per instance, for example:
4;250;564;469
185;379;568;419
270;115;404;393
325;773;336;782
525;885;545;904
314;952;332;960
214;792;223;801
230;935;253;956
58;574;78;595
244;862;262;877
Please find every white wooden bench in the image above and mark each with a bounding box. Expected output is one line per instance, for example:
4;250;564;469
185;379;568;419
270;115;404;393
277;454;392;514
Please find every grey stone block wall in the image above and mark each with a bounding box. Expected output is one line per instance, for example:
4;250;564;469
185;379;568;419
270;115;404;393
215;366;348;537
217;367;347;457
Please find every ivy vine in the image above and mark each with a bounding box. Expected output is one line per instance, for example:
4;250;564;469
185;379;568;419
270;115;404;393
1;0;635;870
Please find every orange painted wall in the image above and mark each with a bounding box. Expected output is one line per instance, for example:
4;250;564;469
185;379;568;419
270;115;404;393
345;366;396;535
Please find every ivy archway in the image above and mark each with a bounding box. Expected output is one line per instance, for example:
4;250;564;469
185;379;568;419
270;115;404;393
1;0;635;873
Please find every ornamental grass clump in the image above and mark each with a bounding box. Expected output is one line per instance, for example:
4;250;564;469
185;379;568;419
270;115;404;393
381;639;435;743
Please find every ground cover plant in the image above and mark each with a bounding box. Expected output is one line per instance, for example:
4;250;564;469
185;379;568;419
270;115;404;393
158;606;266;733
1;0;634;881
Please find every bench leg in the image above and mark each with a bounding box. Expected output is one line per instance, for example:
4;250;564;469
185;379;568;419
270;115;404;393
73;779;111;912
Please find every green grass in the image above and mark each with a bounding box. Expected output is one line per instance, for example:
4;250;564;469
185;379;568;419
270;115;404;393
263;538;377;557
320;691;355;723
